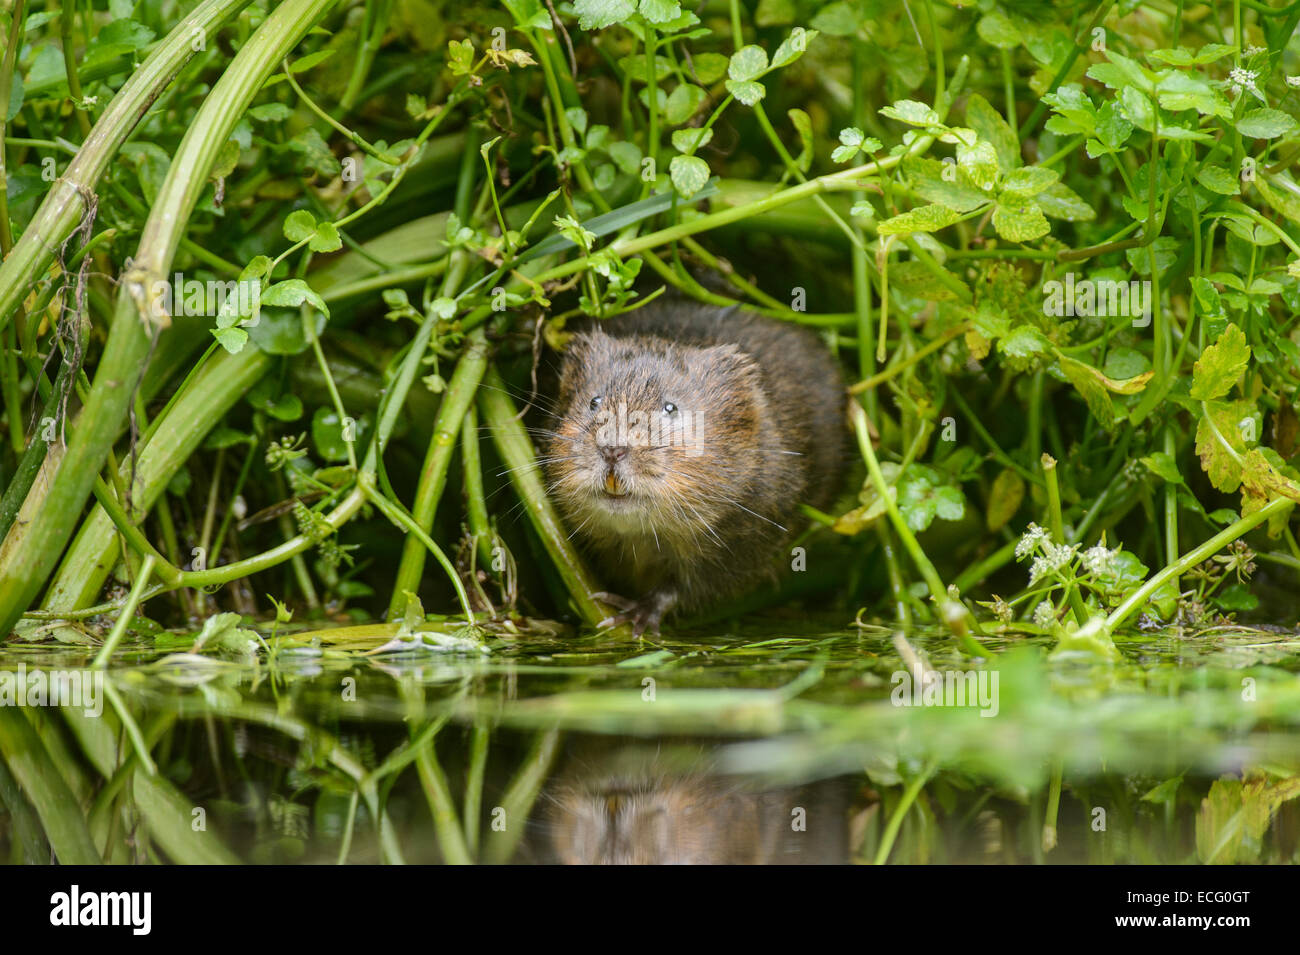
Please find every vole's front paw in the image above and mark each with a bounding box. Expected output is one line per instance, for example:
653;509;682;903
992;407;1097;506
594;590;675;637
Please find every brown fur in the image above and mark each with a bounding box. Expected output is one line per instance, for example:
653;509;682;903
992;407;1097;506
543;302;846;628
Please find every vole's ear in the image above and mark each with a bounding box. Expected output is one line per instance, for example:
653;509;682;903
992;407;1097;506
694;343;760;389
556;330;606;400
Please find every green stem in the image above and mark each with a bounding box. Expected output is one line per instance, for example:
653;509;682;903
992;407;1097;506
1106;497;1293;631
385;325;489;615
477;365;612;628
849;401;990;655
0;0;28;257
874;761;935;865
93;555;156;666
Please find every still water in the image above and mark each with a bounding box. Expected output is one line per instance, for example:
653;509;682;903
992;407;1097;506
2;616;1299;864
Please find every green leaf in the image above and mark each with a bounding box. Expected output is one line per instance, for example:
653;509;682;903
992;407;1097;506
671;127;712;153
669;155;710;197
728;45;769;82
288;49;336;74
502;0;553;30
977;12;1021;49
897;466;966;531
85;18;155;69
986;468;1026;532
1195;399;1254;492
999;324;1050;360
877;203;962;235
724;79;765;106
665;83;705;125
1086;51;1153;92
1190;323;1250;400
637;0;682;24
249;103;293;123
691;52;729;84
1196;164;1240;196
1254;176;1300;226
312;408;366;462
607;140;642;175
880;99;941;127
1042;84;1096;137
1236;109;1298;140
1141;452;1184;484
573;0;635;30
1155;70;1229;118
1035;182;1096;221
1058;354;1122;430
283;209;316;243
992;195;1050;241
810;1;859;36
1002;166;1060;197
260;279;330;316
212;327;248;354
771;27;818;69
1148;43;1233;66
965;93;1019;172
1094;100;1133;149
903;156;990;212
564;106;588;137
309;221;341;253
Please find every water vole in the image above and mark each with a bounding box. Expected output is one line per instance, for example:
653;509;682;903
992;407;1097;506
542;301;847;634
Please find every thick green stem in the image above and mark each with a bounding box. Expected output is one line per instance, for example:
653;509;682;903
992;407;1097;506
0;0;342;634
0;707;101;863
0;0;256;332
477;365;612;628
385;328;489;615
1106;498;1293;631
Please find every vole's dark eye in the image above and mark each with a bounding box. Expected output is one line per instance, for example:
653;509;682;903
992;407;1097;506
589;396;603;411
662;401;678;416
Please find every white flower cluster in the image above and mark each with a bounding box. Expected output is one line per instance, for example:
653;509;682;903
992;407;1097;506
1081;544;1119;577
1032;601;1057;627
1227;67;1262;99
1015;522;1049;559
1029;542;1079;585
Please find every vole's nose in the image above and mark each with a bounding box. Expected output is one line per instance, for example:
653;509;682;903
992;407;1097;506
599;445;629;465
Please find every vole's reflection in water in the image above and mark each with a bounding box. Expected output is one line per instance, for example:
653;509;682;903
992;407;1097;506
530;738;852;865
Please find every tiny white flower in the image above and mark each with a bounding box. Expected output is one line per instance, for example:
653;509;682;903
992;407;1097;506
1081;544;1118;577
1015;522;1049;559
1033;601;1056;627
1288;75;1300;89
1245;45;1265;57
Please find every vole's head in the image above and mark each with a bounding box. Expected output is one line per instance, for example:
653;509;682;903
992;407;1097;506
544;328;764;538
